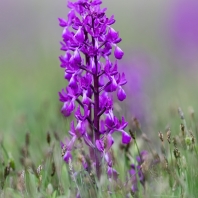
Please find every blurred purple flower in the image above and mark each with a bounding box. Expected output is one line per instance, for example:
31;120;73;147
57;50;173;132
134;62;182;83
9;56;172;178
120;54;152;124
168;0;198;62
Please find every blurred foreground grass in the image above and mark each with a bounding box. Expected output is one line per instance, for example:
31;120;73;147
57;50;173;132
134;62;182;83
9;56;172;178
0;53;67;166
0;48;198;198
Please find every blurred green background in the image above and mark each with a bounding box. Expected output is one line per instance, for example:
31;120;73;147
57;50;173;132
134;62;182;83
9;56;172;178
1;0;198;156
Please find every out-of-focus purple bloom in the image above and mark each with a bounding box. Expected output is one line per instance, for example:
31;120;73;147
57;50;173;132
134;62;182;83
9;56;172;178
136;150;148;165
129;164;138;193
167;0;198;63
107;166;119;180
58;0;129;180
120;54;153;124
63;151;72;163
76;191;81;198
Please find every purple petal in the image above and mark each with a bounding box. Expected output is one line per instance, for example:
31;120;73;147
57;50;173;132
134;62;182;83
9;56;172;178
136;156;142;165
129;164;136;175
82;91;90;105
107;166;119;180
75;120;86;136
64;72;72;81
73;49;81;64
58;18;67;27
67;136;77;150
60;41;68;51
91;0;102;5
114;37;122;44
96;139;104;152
107;27;119;41
105;76;117;92
105;110;115;128
99;119;106;134
59;52;71;68
114;46;124;59
107;15;116;25
117;86;126;101
69;75;78;90
119;116;128;129
67;10;76;26
132;184;138;193
118;73;127;86
111;61;118;75
63;151;72;163
69;121;75;136
61;100;75;117
74;26;84;43
76;191;81;198
99;75;104;87
104;152;112;166
136;150;148;164
105;134;114;151
75;105;90;121
62;27;72;41
91;58;97;74
122;131;131;144
59;88;69;102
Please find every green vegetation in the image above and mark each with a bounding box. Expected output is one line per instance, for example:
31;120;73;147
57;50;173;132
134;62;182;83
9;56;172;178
1;55;198;198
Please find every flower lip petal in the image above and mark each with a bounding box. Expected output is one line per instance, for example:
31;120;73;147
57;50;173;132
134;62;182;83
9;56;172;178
73;49;81;64
114;37;122;44
114;46;124;59
117;86;126;101
58;18;67;27
107;27;119;41
63;151;72;163
62;27;72;41
74;26;85;43
107;166;119;180
107;15;116;25
122;130;131;144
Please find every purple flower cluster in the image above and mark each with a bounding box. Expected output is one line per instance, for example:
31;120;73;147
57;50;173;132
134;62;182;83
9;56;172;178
58;0;131;179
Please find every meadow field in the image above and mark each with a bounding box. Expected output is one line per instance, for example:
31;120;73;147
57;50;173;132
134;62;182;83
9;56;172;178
1;0;198;197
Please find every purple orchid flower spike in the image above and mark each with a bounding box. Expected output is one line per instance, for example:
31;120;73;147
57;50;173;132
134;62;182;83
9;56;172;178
58;0;129;180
